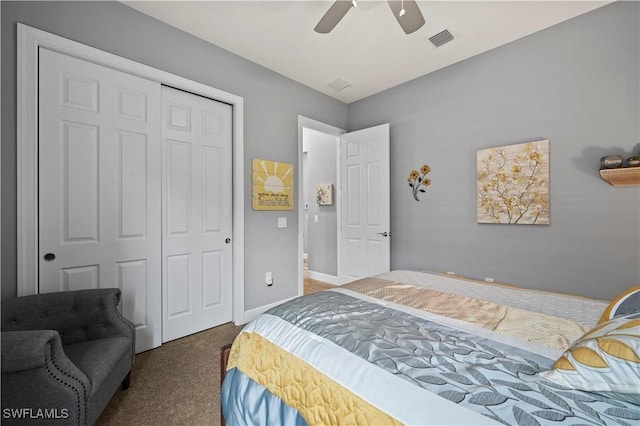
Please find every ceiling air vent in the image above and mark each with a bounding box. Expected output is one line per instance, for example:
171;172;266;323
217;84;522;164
428;29;454;48
328;78;352;92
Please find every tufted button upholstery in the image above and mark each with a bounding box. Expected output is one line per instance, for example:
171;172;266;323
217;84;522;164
1;289;133;347
1;288;135;426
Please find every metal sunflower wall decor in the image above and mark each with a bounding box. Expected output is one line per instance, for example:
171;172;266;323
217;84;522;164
408;164;431;201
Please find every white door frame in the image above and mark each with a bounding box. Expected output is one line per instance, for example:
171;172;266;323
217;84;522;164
297;116;345;294
17;24;248;324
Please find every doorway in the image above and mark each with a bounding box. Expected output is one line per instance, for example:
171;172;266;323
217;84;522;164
302;128;340;284
297;117;345;294
297;117;392;294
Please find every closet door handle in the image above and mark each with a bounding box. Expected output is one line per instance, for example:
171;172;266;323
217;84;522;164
376;232;389;237
225;238;231;244
43;253;56;262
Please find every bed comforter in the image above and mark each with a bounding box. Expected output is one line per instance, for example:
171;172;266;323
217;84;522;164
221;270;640;425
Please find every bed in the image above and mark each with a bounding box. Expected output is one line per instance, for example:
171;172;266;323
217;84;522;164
221;270;640;425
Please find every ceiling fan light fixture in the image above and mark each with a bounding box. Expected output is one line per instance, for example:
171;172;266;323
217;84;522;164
316;0;424;34
388;0;426;34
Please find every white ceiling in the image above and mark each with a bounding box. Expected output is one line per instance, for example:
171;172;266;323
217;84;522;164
123;1;612;104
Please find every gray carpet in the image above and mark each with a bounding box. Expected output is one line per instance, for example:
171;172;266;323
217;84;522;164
97;322;244;425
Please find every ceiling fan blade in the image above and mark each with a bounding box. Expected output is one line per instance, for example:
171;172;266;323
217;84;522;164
314;1;353;34
387;0;425;34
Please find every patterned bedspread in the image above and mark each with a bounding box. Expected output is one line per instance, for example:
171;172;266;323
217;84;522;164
221;271;640;425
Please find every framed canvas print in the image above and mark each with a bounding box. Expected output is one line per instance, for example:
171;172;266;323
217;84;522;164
477;139;549;225
252;158;294;210
316;183;333;205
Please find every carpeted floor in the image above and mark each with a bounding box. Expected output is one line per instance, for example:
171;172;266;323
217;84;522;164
96;322;243;426
97;278;332;425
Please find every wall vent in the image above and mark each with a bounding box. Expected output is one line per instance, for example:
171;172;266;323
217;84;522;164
428;29;454;47
328;78;352;91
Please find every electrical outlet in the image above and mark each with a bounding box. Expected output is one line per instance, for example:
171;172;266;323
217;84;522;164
485;277;494;283
265;272;273;286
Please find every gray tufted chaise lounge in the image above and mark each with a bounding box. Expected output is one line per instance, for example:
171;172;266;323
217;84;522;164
1;288;135;425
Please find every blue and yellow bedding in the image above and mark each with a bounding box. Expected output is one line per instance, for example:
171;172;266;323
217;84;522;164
221;271;640;425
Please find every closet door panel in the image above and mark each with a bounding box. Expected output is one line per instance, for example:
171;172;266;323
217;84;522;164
162;86;233;342
39;48;162;353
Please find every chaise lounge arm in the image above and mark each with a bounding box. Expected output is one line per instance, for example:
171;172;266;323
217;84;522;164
1;288;135;425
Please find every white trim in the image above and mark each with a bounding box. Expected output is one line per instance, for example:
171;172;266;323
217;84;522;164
305;270;343;286
16;24;246;324
297;116;345;298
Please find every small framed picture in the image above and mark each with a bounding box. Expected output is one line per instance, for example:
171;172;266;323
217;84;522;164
316;183;333;205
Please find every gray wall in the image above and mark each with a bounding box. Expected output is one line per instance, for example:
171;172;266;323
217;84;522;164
348;1;640;301
0;1;349;309
303;128;338;276
2;1;638;307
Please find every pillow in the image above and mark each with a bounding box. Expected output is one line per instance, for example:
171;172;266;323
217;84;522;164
540;312;640;396
599;286;640;324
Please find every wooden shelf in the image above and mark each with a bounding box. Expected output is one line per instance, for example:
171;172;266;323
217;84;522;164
600;167;640;187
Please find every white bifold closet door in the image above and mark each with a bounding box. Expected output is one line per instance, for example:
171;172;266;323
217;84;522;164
38;49;233;352
38;48;163;353
161;86;233;343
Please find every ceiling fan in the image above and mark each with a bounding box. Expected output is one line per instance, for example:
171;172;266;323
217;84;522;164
315;0;425;34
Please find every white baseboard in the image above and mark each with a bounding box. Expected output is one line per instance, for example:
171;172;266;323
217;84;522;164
236;296;297;325
306;270;341;286
237;270;344;325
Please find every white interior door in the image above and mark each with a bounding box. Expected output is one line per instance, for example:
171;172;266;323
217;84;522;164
162;86;233;342
38;48;162;353
340;123;390;281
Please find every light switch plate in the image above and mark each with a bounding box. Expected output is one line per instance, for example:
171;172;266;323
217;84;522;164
277;217;287;228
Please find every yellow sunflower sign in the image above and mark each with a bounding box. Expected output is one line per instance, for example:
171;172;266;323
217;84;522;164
252;159;294;210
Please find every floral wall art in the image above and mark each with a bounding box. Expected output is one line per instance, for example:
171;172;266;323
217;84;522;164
477;140;550;225
316;183;333;205
407;164;431;201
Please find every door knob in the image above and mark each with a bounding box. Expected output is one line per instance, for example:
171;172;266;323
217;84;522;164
43;253;56;262
376;232;389;237
225;238;231;244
